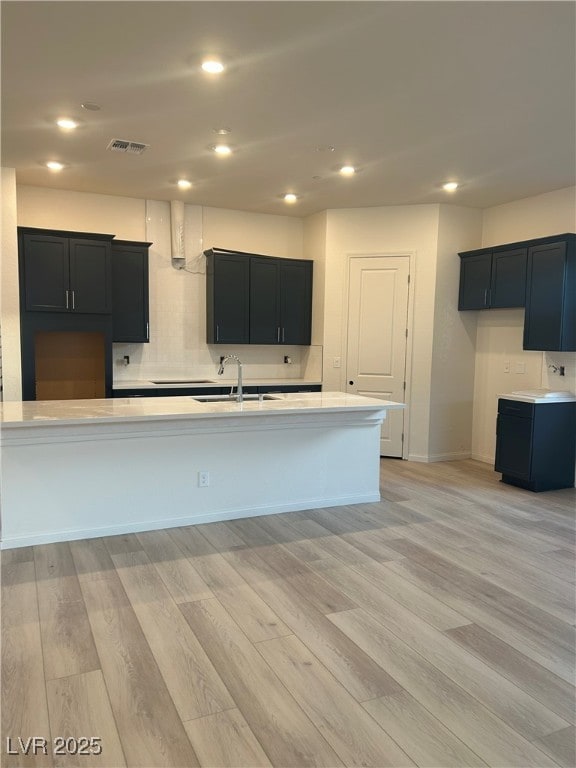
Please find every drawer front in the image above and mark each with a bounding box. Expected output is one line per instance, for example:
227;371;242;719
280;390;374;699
498;399;535;419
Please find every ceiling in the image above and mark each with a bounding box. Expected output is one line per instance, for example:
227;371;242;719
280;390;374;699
2;1;575;218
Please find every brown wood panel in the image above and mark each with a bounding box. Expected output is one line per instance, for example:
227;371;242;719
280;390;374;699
34;331;105;400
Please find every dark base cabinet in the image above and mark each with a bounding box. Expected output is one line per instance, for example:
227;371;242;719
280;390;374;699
112;384;322;398
495;398;576;491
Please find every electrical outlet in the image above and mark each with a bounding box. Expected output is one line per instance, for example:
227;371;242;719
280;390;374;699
333;357;341;368
503;360;510;373
515;362;526;374
198;471;210;487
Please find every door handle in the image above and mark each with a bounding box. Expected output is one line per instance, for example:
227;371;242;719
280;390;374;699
349;381;354;386
65;290;69;309
72;290;75;310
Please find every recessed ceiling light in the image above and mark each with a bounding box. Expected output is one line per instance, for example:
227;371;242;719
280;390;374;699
177;179;192;189
283;193;298;204
56;118;79;130
202;59;224;74
442;182;459;191
212;144;232;155
46;161;65;171
339;166;356;176
213;127;231;135
81;102;101;111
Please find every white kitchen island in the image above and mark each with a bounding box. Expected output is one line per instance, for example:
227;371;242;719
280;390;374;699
0;392;403;549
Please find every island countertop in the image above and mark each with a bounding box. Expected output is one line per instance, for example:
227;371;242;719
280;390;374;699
1;392;403;549
0;391;403;429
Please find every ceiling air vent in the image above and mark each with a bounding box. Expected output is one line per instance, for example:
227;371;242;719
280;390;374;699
107;138;149;155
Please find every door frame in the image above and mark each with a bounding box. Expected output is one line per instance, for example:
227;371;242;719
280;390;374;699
341;251;416;460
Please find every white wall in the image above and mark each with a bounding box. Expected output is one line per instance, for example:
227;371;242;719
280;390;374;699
1;169;21;401
17;185;146;241
429;205;482;460
472;186;576;462
9;186;316;393
320;205;441;459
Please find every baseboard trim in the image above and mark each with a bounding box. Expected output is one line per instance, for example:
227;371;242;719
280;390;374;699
471;452;495;465
407;451;472;463
0;492;381;550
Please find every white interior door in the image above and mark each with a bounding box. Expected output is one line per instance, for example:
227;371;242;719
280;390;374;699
346;256;410;457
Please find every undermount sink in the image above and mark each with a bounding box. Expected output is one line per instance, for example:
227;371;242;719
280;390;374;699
151;379;214;384
192;394;281;402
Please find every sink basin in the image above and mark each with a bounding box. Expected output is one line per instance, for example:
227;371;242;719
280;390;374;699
151;379;214;385
192;394;281;402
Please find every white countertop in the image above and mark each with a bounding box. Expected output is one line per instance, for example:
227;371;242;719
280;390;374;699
0;392;404;428
113;378;322;390
499;389;576;404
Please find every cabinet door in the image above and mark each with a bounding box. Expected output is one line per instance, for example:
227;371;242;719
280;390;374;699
112;244;150;342
523;241;570;350
495;414;533;479
250;257;280;344
69;239;112;313
21;233;69;311
207;252;250;343
280;260;312;344
490;248;527;308
458;253;492;309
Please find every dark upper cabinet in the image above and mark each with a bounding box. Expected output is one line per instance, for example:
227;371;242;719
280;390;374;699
206;249;250;344
523;236;576;351
206;248;313;345
250;257;279;343
458;247;526;310
19;227;113;314
458;251;492;309
490;248;527;308
279;259;312;345
111;240;151;342
250;257;312;344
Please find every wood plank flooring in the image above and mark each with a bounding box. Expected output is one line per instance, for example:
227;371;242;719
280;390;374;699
2;459;575;767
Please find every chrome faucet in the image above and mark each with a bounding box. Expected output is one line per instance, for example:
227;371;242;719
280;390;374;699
217;355;243;402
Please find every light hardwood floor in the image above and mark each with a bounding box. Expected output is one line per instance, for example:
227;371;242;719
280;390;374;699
2;459;575;768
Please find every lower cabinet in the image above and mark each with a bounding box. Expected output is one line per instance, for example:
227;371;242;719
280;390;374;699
112;384;322;398
495;398;576;491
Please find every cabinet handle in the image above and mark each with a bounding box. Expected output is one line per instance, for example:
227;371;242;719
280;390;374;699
146;322;149;340
72;291;75;310
282;327;285;343
277;327;280;343
216;325;220;342
65;290;69;309
484;288;488;306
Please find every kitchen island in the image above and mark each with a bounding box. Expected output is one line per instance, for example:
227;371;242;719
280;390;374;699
0;392;403;549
